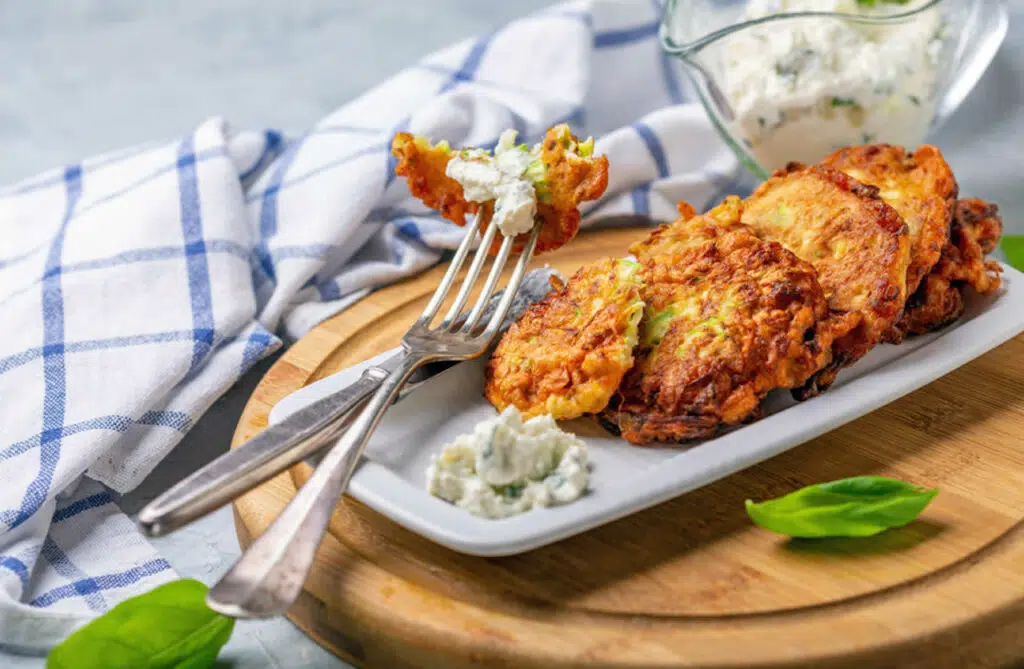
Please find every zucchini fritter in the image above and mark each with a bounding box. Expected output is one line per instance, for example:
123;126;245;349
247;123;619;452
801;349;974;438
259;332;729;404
822;144;957;296
602;212;852;444
739;164;910;397
391;124;608;254
485;258;644;420
890;198;1003;338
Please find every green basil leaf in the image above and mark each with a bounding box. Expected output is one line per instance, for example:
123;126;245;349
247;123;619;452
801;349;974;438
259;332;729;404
1001;236;1024;272
47;579;234;669
745;476;938;538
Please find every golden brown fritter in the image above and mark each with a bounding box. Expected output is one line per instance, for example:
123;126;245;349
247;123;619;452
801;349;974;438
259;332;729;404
889;198;1003;338
485;258;644;420
601;217;853;445
738;164;910;397
391;125;609;254
822;144;957;296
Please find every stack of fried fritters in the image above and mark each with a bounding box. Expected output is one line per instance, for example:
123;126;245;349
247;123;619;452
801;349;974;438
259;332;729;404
486;144;1004;445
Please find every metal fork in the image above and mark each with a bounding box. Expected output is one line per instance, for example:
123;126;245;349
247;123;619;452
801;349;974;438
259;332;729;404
205;213;542;618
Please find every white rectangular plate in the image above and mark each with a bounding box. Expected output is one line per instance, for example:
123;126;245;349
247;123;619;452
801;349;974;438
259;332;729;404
271;263;1024;557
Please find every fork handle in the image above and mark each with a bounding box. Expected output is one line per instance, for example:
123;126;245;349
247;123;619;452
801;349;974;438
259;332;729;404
137;366;390;537
205;352;426;618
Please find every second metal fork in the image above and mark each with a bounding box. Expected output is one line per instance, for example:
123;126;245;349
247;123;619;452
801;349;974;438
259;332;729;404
205;212;541;618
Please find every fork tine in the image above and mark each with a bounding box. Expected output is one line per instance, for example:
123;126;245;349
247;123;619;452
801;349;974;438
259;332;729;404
480;223;541;338
437;215;501;329
416;210;483;326
460;233;516;333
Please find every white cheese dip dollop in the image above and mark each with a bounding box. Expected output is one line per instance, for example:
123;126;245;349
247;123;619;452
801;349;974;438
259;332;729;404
445;130;541;237
426;406;589;519
723;0;944;169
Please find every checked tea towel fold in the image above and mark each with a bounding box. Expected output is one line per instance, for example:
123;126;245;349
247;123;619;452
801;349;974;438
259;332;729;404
0;0;746;651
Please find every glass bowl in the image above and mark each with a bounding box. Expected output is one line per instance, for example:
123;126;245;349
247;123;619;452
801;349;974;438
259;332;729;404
659;0;1009;180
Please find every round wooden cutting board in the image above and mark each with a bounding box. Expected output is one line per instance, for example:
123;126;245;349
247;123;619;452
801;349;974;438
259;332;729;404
232;226;1024;669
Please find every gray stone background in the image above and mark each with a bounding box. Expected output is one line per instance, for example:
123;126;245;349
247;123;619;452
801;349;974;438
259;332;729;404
4;1;1021;667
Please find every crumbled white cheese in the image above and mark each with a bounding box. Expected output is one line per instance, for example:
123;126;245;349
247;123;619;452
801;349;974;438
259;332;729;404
426;406;589;519
722;0;944;169
445;129;540;237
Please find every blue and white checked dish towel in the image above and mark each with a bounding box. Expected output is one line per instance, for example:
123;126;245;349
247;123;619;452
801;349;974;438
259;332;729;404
0;0;748;652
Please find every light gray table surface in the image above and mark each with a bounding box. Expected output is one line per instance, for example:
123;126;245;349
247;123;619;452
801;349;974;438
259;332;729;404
4;1;1022;668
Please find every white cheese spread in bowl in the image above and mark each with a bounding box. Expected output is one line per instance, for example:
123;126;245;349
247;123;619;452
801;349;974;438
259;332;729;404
722;0;944;169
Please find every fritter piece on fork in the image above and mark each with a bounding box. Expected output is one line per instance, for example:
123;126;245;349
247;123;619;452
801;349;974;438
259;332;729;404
890;198;1004;338
485;258;645;420
391;124;608;254
822;144;957;297
601;208;855;445
738;164;911;398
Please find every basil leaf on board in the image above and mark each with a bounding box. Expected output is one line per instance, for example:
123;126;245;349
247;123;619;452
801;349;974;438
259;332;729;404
745;476;939;538
1001;235;1024;272
47;579;234;669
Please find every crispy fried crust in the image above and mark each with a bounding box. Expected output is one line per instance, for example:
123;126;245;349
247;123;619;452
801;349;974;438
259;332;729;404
822;144;956;295
889;273;965;338
629;196;744;260
391;133;483;224
739;164;910;397
936;198;1003;293
601;213;853;445
485;258;644;420
390;125;609;254
888;198;1003;339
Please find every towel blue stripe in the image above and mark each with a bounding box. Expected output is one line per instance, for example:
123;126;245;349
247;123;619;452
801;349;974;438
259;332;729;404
238;323;277;375
40;538;106;611
268;244;339;260
1;144;156;197
0;331;200;377
12;167;82;530
439;33;495;94
73;146;226;222
176;141;216;377
594;20;659;48
1;239;340;314
255;137;305;284
659;51;685;104
0;556;29;588
0;412;192;465
384;118;411;189
0;247;40;272
650;0;684;103
247;142;388;206
316;277;342;301
52;492;113;524
239;129;285;185
0;147;227;274
631;184;652;216
62;239;251;274
633;121;670;178
30;558;172;608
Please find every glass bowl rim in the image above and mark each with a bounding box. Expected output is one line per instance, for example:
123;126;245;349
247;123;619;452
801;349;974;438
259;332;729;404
660;0;947;56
